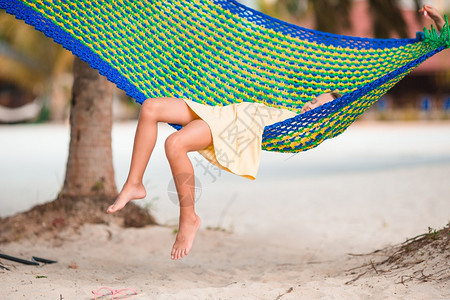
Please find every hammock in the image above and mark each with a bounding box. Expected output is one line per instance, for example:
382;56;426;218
1;0;448;153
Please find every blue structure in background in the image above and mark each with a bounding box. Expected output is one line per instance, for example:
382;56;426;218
377;96;390;112
419;95;433;113
443;96;450;113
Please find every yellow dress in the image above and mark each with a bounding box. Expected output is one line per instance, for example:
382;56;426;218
183;99;297;180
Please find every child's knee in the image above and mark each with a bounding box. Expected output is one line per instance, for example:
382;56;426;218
165;133;186;159
141;98;163;119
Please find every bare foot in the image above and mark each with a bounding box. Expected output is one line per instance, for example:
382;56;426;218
171;214;201;260
107;182;146;213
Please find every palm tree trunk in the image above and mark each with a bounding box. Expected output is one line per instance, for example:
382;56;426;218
62;57;117;197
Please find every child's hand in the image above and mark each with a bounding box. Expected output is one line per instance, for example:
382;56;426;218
419;4;445;31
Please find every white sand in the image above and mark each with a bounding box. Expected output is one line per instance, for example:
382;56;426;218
1;121;450;299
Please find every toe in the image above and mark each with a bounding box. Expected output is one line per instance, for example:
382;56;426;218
172;247;178;260
173;249;178;260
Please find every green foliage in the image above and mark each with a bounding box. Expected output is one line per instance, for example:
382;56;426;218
33;101;51;123
91;178;105;192
426;226;439;240
206;226;227;232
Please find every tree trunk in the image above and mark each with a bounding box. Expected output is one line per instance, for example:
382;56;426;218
62;57;117;197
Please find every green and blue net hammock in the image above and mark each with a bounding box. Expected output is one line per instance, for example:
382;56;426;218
1;0;449;152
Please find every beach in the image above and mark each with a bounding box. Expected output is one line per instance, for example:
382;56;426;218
1;121;449;299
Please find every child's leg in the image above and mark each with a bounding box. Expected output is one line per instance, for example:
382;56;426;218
165;119;212;260
107;97;198;213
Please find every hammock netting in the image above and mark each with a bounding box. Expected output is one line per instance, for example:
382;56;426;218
1;0;449;152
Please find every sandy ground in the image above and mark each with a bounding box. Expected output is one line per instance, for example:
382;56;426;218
0;222;448;300
1;121;450;299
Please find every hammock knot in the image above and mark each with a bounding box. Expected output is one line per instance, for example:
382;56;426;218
423;15;450;49
444;15;450;48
